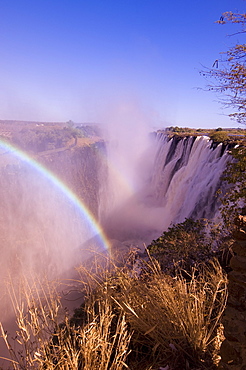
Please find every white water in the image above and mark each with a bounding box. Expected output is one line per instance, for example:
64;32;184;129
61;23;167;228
0;131;231;366
101;133;231;243
147;134;230;227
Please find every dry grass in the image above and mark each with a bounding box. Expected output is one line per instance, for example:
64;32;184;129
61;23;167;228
0;254;227;370
106;257;227;369
0;275;131;370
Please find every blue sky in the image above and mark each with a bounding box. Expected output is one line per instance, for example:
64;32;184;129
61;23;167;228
0;0;245;129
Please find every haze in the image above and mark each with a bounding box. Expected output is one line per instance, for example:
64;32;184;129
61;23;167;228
0;0;245;129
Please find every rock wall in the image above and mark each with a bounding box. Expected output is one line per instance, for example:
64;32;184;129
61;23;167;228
38;141;106;218
220;214;246;369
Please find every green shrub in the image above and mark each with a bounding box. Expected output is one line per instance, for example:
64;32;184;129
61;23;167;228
147;218;214;272
220;141;246;229
209;130;229;143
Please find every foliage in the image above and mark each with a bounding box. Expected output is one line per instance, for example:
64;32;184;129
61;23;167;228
167;126;187;133
1;256;227;370
10;124;102;153
165;126;198;135
77;125;102;138
161;126;246;140
201;12;246;123
147;218;215;273
201;10;246;233
220;140;246;229
209;130;229;143
12;127;82;153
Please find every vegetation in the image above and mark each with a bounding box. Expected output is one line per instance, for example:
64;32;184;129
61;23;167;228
0;121;102;153
0;256;227;370
0;125;242;369
1;10;246;369
220;140;246;229
201;12;246;124
0;276;131;370
199;10;246;235
209;130;229;143
108;258;227;369
159;126;246;141
12;127;82;153
147;218;216;273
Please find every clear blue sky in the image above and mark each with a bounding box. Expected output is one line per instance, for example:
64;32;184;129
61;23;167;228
0;0;245;129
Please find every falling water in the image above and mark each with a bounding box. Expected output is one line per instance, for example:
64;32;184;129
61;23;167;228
100;133;231;243
0;130;231;366
147;134;230;226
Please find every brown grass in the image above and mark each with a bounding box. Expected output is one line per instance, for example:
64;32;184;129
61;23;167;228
107;257;227;368
0;254;227;370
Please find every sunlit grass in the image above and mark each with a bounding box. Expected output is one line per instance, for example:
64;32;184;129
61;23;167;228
0;253;227;370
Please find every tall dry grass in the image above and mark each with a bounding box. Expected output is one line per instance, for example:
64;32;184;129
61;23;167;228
105;256;227;368
0;254;227;370
0;275;131;370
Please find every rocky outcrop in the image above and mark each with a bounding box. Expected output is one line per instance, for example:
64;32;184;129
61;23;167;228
220;215;246;369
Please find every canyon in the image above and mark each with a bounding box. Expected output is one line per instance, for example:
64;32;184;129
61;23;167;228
0;125;234;364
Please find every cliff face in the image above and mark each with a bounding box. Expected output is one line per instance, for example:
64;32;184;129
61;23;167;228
0;132;232;238
220;215;246;369
37;141;106;219
0;130;237;365
0;140;107;322
0;134;232;273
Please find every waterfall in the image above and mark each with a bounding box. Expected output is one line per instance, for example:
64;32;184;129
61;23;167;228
0;130;232;366
145;133;231;229
101;133;231;243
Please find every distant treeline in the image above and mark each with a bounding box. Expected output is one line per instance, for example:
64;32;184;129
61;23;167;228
7;125;101;153
160;126;246;143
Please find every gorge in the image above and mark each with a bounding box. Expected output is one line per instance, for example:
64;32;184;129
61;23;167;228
0;128;232;363
0;132;232;277
99;132;231;243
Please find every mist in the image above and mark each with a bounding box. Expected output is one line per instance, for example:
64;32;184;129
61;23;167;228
97;101;163;243
0;103;231;365
0;107;158;367
0;156;103;321
0;102;157;345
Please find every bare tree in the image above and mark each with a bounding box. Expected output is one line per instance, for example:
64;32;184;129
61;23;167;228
202;12;246;124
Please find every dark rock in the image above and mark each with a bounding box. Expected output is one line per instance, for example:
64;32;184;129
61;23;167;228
230;255;246;272
220;214;246;368
227;281;246;310
232;240;246;256
220;340;242;365
228;271;246;287
223;306;246;342
232;229;246;241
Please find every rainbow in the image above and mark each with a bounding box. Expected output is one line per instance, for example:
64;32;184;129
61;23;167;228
0;139;111;252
